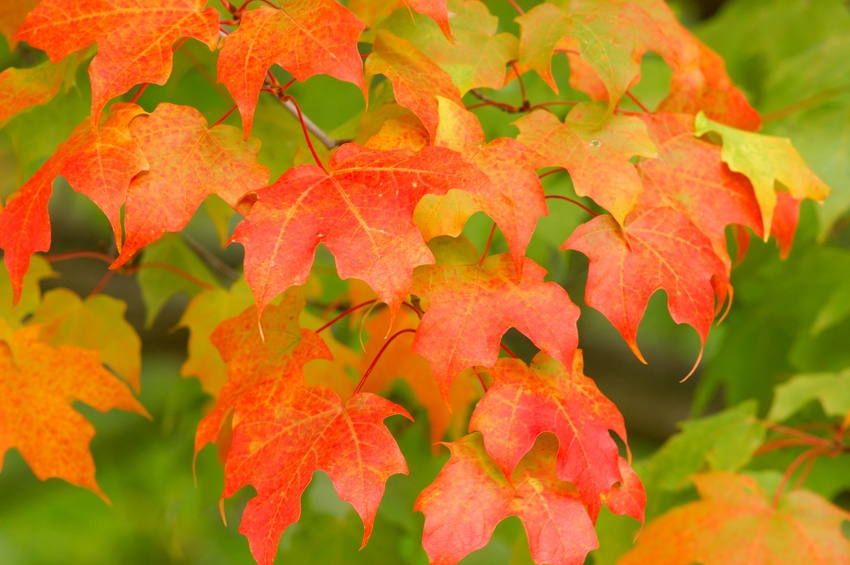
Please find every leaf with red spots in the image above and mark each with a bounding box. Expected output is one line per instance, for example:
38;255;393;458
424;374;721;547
231;142;489;317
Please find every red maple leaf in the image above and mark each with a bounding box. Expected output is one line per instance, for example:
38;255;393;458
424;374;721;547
416;432;599;565
470;351;633;520
412;237;580;398
112;103;269;266
231;143;490;317
217;1;367;136
0;103;147;301
195;293;410;565
564;208;727;365
14;0;219;125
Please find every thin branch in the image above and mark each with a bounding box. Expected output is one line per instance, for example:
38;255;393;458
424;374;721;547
626;90;651;113
479;223;498;266
545;194;598;217
125;261;217;291
316;299;377;333
129;83;149;104
761;83;850;123
354;329;417;395
44;250;114;264
505;0;524;15
279;97;339;150
500;343;517;358
282;95;328;173
181;234;240;281
211;104;238;127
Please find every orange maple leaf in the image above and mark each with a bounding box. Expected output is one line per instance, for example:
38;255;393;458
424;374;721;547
0;322;148;500
14;0;219;125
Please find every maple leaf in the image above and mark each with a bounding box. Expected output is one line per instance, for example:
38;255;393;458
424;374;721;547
195;294;410;565
411;237;580;398
414;97;547;271
366;30;464;140
357;299;480;447
112;103;269;267
0;58;68;123
517;1;664;105
470;351;633;520
635;112;762;262
29;288;141;392
621;472;850;565
376;0;518;93
695;111;831;235
14;0;218;125
217;1;366;136
0;321;148;500
514;105;657;226
564;208;727;364
0;102;147;302
416;432;599;565
231;142;489;317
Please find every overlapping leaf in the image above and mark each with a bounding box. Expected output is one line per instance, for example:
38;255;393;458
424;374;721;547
0;321;148;500
366;30;463;140
416;433;599;565
0;102;147;301
349;0;451;40
358;301;479;446
415;97;547;270
471;351;634;520
29;288;141;392
636;113;762;261
195;294;410;565
412;237;580;397
217;1;367;136
516;0;759;128
621;472;850;565
179;278;255;397
695;111;831;235
231;143;489;317
0;0;39;46
112;103;269;267
0;57;68;123
376;0;517;93
515;105;657;226
565;208;727;364
14;0;219;124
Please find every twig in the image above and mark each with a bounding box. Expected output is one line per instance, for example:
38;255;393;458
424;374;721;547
278;97;340;150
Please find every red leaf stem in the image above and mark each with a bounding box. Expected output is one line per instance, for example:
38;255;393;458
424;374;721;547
354;328;417;395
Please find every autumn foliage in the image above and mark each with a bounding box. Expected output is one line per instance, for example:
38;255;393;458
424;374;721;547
1;0;849;564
